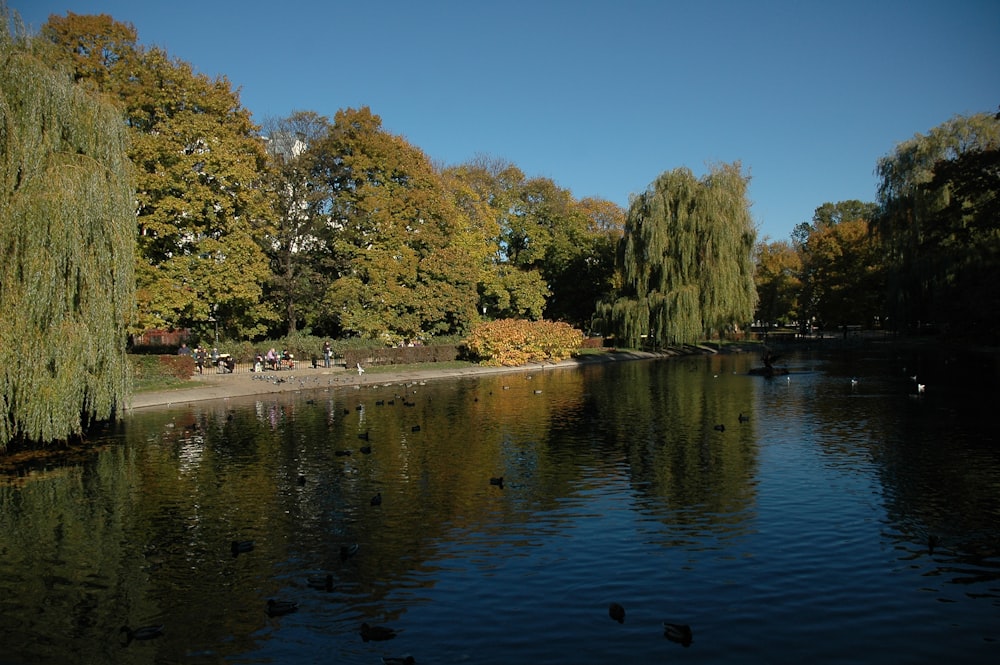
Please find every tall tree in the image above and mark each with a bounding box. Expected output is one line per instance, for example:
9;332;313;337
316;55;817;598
798;215;884;331
313;107;479;342
1;8;134;448
754;239;802;327
260;110;334;336
40;13;275;340
876;111;1000;337
793;200;883;331
441;157;550;321
598;164;757;347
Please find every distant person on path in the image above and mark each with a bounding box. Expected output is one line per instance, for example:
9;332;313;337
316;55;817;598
323;340;332;368
194;346;206;374
266;348;277;370
178;343;191;356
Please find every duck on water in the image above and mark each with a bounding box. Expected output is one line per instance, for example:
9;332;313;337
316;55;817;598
749;346;789;376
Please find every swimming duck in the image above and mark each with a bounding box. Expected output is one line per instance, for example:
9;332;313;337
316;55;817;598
307;573;334;592
738;412;750;423
120;624;164;643
340;543;359;560
358;431;370;441
370;492;382;506
231;540;254;556
608;602;625;623
411;425;421;432
489;476;504;489
360;445;372;454
713;424;726;432
335;449;352;456
382;657;415;665
663;622;693;646
266;599;299;617
360;622;397;642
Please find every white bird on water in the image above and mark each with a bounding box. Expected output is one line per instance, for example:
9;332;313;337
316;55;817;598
917;383;925;394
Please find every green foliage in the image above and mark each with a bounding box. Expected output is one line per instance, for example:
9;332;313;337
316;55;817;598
464;319;583;367
441;157;623;328
598;164;757;347
314;107;480;341
798;214;884;329
259;111;336;336
1;9;135;447
40;13;276;340
876;111;1000;336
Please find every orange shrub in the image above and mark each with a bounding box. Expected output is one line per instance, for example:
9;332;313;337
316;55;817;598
464;319;583;366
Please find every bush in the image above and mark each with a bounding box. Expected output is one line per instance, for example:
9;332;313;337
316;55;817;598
155;354;196;379
463;319;584;366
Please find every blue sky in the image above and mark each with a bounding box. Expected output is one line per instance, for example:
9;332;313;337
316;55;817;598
11;0;1000;241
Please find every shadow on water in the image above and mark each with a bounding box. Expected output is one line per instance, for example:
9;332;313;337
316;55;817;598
1;347;998;663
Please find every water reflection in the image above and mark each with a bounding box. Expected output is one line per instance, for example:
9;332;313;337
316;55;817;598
1;349;998;664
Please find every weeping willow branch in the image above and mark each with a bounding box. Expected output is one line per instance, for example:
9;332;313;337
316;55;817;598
598;164;757;347
1;8;135;448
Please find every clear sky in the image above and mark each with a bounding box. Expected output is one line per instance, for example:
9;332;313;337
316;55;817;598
11;0;1000;241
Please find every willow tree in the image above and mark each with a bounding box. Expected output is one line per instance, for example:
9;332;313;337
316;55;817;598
1;10;134;448
598;164;757;347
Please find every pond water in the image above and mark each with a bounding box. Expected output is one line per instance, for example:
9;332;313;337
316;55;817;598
1;348;998;664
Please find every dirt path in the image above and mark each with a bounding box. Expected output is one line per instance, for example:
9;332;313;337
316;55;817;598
127;350;684;411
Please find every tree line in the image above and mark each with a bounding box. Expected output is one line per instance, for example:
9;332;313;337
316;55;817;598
755;108;999;340
2;4;997;447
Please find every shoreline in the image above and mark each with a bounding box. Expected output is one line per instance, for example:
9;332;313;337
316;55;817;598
127;347;723;411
